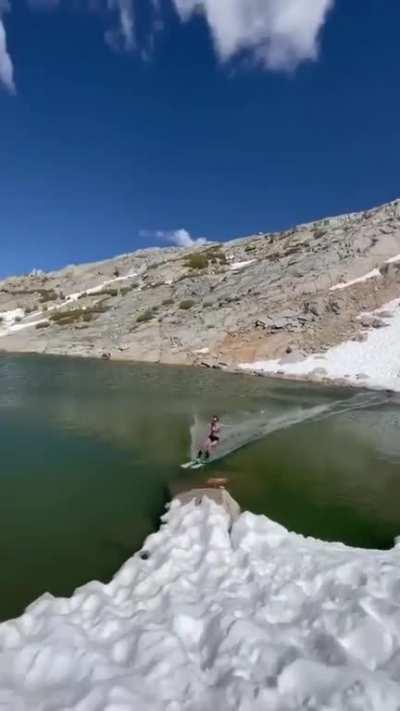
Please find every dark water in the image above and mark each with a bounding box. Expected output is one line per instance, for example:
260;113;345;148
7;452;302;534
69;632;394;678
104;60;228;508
1;354;400;621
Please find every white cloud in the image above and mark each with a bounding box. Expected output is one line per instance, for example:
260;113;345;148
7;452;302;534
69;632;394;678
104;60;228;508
167;228;208;247
172;0;334;71
0;1;15;93
141;228;209;248
105;0;135;51
0;0;334;91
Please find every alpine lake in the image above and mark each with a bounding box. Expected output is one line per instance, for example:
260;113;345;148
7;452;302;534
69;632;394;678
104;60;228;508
1;353;400;621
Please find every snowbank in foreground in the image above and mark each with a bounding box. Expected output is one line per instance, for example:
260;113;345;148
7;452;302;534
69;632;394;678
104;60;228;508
1;498;400;710
241;298;400;392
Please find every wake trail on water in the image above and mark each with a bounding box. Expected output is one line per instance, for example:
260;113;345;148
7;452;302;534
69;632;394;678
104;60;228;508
190;391;390;464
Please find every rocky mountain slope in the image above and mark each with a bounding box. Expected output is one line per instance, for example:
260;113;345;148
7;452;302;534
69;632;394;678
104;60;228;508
1;198;400;375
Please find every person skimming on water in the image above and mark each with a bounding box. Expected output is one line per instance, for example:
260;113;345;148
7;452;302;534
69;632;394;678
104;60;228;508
197;415;220;461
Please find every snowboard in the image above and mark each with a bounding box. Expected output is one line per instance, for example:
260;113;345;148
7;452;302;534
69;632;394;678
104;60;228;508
181;457;209;470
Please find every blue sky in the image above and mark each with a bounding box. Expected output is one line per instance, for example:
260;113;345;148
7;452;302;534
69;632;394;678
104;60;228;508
0;0;399;276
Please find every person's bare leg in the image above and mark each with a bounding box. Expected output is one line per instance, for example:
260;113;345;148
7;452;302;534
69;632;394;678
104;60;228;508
209;440;218;458
203;438;212;459
205;437;221;460
198;437;210;460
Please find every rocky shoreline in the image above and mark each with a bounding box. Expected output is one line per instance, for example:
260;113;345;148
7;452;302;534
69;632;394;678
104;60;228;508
1;197;400;389
0;345;380;401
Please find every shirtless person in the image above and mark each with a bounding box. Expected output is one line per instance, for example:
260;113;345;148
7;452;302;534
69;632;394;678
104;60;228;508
197;415;220;461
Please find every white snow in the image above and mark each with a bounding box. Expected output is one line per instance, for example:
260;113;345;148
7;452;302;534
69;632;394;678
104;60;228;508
386;253;400;264
0;272;137;339
2;317;49;335
62;271;137;305
0;308;46;337
241;298;400;392
330;268;381;291
1;497;400;709
1;308;25;323
0;308;25;326
330;253;400;292
230;259;255;271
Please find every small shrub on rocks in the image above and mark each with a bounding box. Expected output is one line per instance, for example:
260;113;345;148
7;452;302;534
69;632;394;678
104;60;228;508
39;289;58;303
314;228;327;239
50;304;109;326
120;283;139;295
207;246;227;265
88;303;109;314
137;309;154;323
96;287;119;297
179;299;195;310
185;253;209;270
51;309;83;323
184;246;227;271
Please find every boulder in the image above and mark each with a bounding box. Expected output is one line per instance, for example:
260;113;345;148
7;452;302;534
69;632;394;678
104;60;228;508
327;300;341;315
303;301;321;317
255;314;294;331
359;315;387;329
379;261;400;278
270;318;288;331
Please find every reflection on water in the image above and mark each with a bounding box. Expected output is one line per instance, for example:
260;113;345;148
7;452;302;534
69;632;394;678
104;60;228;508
0;353;400;620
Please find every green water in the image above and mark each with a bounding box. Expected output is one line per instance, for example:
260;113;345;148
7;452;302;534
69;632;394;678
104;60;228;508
1;353;400;621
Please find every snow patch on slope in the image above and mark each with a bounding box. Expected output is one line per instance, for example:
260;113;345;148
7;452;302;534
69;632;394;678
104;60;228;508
1;498;400;709
386;253;400;264
230;259;255;271
62;271;138;304
241;298;400;392
330;268;381;291
330;253;400;292
0;272;137;339
0;308;46;337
